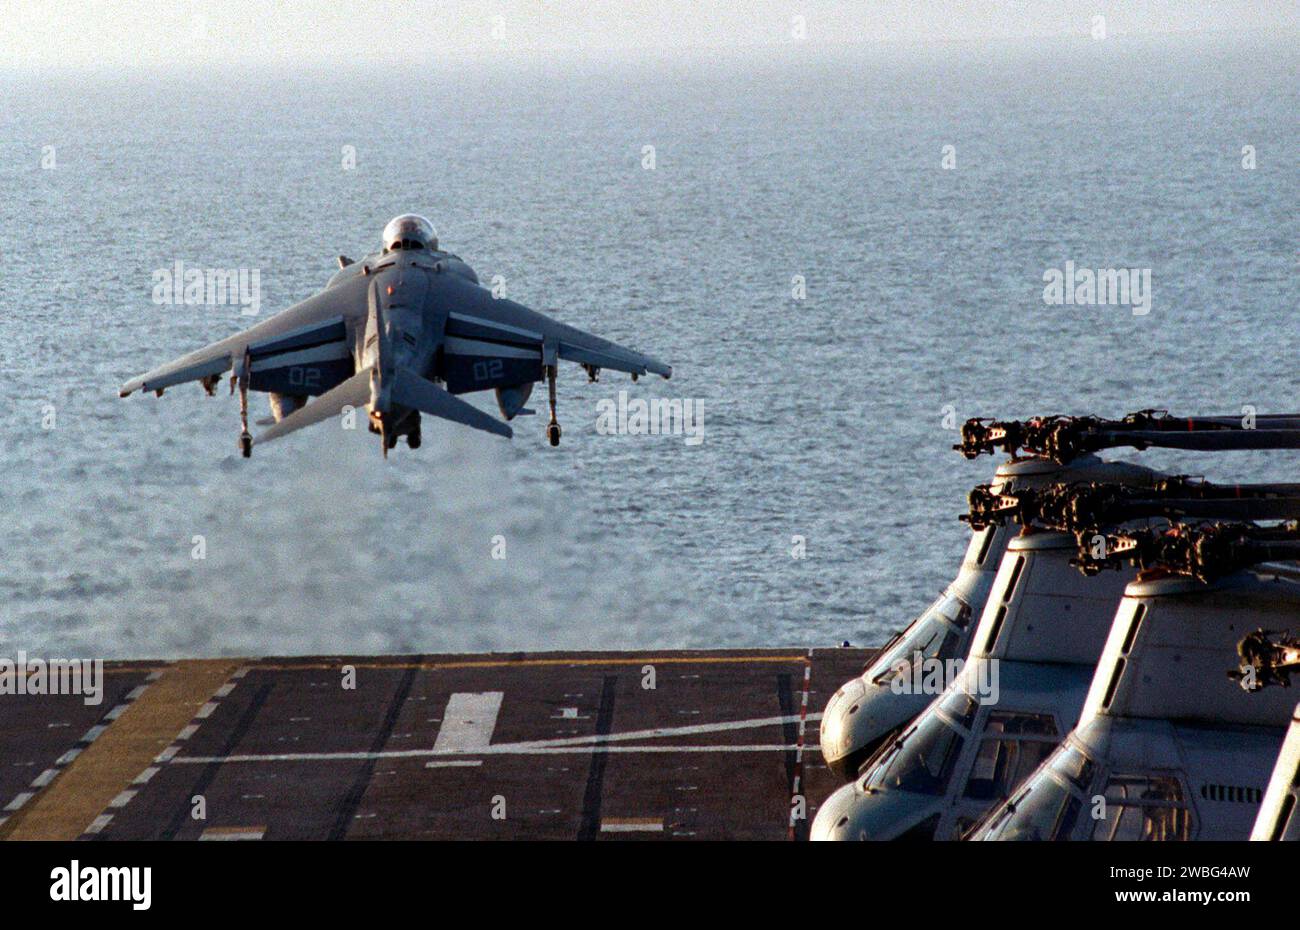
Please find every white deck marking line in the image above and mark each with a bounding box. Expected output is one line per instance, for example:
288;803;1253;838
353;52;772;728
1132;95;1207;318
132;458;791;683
55;748;81;766
425;760;484;768
4;792;34;812
31;769;58;789
432;692;504;754
85;814;113;834
496;712;825;751
176;743;823;763
199;826;265;841
601;818;664;833
170;711;826;764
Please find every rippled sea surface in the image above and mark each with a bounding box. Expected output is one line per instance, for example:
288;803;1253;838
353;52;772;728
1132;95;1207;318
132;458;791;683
0;35;1295;659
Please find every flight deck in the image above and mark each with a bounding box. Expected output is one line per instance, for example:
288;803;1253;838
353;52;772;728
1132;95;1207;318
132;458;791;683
0;648;871;841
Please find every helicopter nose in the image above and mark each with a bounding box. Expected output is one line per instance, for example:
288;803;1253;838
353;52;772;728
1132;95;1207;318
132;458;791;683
811;779;941;841
820;676;871;778
811;781;871;840
820;675;926;781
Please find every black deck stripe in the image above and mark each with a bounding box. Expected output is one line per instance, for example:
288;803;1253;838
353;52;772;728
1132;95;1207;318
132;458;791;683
576;675;617;841
776;672;810;841
328;665;419;840
158;681;273;841
777;673;797;787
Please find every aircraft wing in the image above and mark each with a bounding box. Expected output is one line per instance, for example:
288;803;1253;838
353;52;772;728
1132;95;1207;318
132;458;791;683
118;275;370;397
436;273;671;381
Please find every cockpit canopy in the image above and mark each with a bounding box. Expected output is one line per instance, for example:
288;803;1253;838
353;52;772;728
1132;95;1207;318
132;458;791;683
382;214;438;252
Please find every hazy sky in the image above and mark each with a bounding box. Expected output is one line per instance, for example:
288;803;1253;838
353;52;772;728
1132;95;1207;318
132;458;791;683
0;1;1295;72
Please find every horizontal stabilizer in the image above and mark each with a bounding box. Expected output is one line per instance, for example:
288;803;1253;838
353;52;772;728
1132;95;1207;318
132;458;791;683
256;369;372;446
391;368;512;439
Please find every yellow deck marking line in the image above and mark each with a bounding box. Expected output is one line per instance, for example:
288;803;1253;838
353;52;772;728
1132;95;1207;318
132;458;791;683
1;660;240;841
247;655;812;672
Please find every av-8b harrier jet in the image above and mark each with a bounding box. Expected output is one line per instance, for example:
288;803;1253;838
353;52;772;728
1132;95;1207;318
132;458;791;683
119;215;671;457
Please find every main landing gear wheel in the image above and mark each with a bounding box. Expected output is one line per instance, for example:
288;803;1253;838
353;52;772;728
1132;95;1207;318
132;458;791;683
407;429;421;449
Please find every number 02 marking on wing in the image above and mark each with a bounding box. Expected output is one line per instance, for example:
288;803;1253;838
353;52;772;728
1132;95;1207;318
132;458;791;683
289;367;322;388
472;359;504;382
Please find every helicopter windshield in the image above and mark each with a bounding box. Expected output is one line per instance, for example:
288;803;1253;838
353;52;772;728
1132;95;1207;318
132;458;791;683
868;593;971;685
863;689;977;796
975;745;1095;841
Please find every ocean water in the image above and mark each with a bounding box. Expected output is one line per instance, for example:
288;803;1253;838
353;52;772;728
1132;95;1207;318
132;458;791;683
0;35;1295;659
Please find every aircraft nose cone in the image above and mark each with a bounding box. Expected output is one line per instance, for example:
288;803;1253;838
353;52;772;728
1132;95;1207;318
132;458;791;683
820;675;924;781
820;676;869;777
811;781;872;840
810;781;939;841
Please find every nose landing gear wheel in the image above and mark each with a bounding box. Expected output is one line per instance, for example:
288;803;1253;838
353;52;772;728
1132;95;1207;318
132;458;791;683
547;423;561;446
239;432;252;458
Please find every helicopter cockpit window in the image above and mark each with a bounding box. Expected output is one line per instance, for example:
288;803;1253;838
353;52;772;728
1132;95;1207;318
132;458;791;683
863;694;972;797
972;745;1094;841
962;712;1059;801
1091;774;1190;841
868;594;970;685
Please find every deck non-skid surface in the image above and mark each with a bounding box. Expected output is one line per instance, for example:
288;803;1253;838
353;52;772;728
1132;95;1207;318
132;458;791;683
0;649;871;841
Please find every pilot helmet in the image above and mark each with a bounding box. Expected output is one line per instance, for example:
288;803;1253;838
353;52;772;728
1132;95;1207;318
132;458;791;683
382;214;438;252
